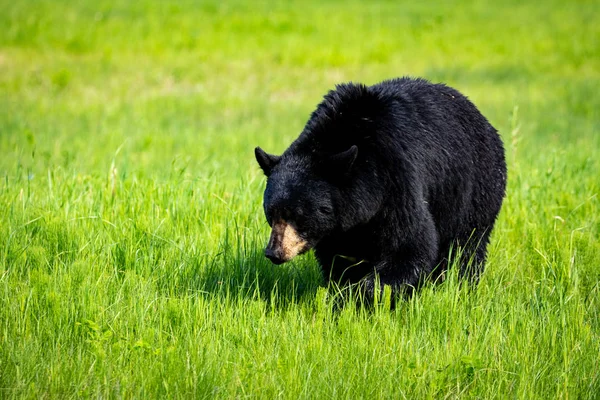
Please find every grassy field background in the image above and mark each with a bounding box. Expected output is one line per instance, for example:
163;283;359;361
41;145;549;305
1;0;599;398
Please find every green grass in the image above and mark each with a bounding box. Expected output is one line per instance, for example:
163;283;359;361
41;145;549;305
1;0;599;397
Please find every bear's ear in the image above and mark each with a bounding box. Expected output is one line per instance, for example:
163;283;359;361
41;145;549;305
255;147;281;176
328;145;358;174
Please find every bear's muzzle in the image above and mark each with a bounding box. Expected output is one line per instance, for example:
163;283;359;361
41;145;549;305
264;220;308;264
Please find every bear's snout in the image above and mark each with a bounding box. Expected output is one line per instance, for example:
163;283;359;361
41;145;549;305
265;247;285;265
264;220;308;264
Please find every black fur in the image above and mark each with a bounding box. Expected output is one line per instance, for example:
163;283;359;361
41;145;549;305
255;77;507;296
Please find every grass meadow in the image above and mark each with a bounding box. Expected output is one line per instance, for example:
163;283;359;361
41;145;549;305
1;0;599;398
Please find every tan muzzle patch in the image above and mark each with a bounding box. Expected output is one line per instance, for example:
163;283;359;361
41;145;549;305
268;220;308;262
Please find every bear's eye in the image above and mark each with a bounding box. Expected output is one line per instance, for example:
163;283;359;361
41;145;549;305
281;208;292;220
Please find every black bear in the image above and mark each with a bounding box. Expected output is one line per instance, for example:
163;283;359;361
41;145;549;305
255;77;506;296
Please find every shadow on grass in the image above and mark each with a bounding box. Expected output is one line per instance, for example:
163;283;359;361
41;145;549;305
156;241;324;308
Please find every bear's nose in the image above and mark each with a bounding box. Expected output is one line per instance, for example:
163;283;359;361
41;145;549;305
265;248;285;265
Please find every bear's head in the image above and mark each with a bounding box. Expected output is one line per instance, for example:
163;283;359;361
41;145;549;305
254;145;358;264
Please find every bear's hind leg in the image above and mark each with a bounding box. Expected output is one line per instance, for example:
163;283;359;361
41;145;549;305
456;228;492;283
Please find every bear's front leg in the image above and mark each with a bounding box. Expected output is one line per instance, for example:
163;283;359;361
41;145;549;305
361;226;440;300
